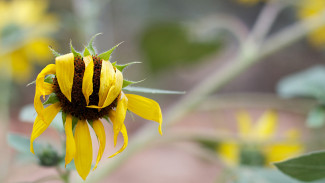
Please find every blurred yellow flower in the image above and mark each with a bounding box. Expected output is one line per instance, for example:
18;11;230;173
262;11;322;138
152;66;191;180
0;0;58;83
217;110;304;167
297;0;325;47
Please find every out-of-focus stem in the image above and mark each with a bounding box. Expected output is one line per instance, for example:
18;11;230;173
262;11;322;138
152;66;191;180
82;6;325;183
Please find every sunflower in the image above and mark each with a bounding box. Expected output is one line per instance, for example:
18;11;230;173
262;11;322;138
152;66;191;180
217;110;304;167
0;0;58;83
30;37;162;180
297;0;325;47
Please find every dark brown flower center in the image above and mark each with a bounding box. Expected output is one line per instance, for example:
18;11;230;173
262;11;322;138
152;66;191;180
53;55;117;121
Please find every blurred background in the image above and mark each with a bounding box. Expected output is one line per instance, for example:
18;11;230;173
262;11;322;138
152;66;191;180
2;0;325;182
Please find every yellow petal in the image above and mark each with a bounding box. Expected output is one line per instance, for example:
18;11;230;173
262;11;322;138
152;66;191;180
65;114;76;167
109;124;128;158
30;103;61;154
101;69;123;108
125;94;163;135
10;49;33;83
264;142;304;165
236;111;252;138
92;119;106;170
55;53;74;102
217;140;239;167
26;38;54;63
74;120;92;180
34;64;56;120
108;93;128;145
82;55;94;105
43;83;55;95
97;61;115;108
254;110;278;141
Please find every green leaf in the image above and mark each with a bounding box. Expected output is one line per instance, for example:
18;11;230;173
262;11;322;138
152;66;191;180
307;106;325;128
49;46;60;57
113;61;141;72
70;40;81;57
99;42;123;61
86;33;101;56
7;133;38;153
122;79;145;88
27;74;54;87
275;151;325;182
83;47;91;57
123;86;185;94
43;93;59;105
277;66;325;101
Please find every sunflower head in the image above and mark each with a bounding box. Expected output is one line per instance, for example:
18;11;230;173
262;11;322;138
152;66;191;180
30;34;163;180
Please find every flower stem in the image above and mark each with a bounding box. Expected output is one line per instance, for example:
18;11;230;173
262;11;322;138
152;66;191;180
82;6;325;183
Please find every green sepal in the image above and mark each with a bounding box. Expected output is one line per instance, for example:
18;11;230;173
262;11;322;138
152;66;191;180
26;74;55;87
49;46;60;57
62;112;78;130
43;93;59;105
112;61;141;72
83;47;91;57
86;33;101;56
70;40;81;57
99;42;123;61
123;86;185;94
122;79;145;88
72;117;78;130
103;115;112;125
62;111;67;126
87;120;93;127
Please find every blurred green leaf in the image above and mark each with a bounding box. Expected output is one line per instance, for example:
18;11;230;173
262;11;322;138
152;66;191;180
123;86;185;94
307;106;325;128
275;151;325;182
140;22;222;72
7;133;35;153
19;104;64;131
99;42;123;61
277;66;325;101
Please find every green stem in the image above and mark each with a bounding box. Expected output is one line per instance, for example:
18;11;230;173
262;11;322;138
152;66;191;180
83;6;325;183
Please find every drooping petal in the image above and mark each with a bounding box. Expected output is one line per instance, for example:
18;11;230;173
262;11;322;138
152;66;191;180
74;120;92;180
34;64;56;119
55;53;74;102
82;55;94;105
125;94;163;135
108;93;128;145
30;103;61;154
64;114;76;167
101;69;123;108
92;119;106;170
109;124;128;158
254;110;277;141
236;111;252;138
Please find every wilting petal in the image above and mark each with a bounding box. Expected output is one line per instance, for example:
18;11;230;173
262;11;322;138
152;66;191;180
74;120;92;180
34;64;56;119
82;55;94;105
97;60;115;108
65;114;76;167
55;53;74;102
92;119;106;170
101;69;123;108
108;93;128;145
125;94;163;135
30;103;61;154
236;111;252;138
109;124;128;158
254;110;277;141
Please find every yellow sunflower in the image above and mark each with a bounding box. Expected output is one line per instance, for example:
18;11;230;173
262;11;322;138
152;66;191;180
297;0;325;47
0;0;58;83
217;110;303;167
30;38;162;180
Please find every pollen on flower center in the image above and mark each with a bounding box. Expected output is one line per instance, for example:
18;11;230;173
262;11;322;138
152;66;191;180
53;55;117;120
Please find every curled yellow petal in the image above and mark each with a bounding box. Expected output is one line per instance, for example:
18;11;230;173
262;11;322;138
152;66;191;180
97;60;115;108
254;110;277;141
108;93;128;146
64;114;76;167
30;103;61;154
55;53;74;102
74;120;92;180
125;94;163;135
101;69;123;108
82;56;94;105
34;64;56;119
109;124;128;158
92;119;106;170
